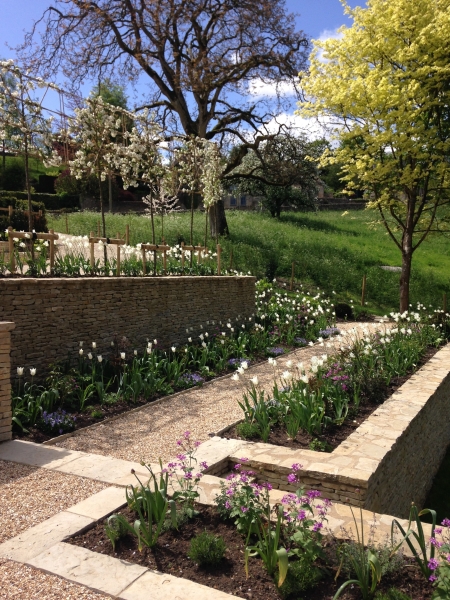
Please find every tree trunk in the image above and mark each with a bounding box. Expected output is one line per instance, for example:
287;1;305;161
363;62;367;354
399;202;415;312
400;244;413;313
209;200;229;238
108;174;113;212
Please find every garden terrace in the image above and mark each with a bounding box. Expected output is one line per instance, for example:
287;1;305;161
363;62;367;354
204;342;450;518
0;276;255;379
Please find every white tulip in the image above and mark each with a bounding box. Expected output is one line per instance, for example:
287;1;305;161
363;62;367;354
17;367;24;376
231;373;240;381
88;353;93;360
92;342;96;349
251;376;259;385
79;348;84;356
97;355;103;363
30;368;36;376
120;352;126;360
241;361;248;370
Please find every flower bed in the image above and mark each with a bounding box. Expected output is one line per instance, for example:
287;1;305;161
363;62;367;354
67;434;447;599
10;282;335;441
226;308;449;452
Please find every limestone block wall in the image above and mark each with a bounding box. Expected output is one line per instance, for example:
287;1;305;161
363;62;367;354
0;322;14;442
0;277;255;378
224;343;450;518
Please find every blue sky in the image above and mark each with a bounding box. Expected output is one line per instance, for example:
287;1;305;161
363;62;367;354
0;0;362;122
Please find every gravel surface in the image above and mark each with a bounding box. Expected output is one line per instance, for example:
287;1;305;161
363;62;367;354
56;322;390;464
0;460;107;545
0;559;109;600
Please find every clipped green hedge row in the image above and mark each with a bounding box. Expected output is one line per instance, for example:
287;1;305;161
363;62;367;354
0;191;79;211
0;195;48;233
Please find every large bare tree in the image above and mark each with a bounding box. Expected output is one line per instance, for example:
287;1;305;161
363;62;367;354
19;0;309;234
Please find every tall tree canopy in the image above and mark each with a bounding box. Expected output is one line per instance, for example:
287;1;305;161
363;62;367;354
21;0;309;234
21;0;308;149
229;134;321;217
298;0;450;312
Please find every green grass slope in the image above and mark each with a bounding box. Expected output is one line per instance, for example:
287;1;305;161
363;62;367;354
48;209;450;313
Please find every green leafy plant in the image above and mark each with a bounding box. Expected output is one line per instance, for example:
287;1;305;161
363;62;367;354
334;501;382;600
104;514;129;551
188;531;226;567
277;557;323;598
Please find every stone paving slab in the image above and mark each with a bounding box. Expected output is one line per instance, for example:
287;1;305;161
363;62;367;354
0;440;156;486
67;487;127;521
0;512;94;563
0;440;83;470
119;569;235;600
28;542;147;597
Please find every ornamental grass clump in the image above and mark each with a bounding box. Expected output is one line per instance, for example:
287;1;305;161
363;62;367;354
188;531;227;567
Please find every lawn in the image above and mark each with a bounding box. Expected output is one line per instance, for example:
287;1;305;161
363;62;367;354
47;208;450;313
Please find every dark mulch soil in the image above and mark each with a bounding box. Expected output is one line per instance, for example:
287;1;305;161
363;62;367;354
222;345;440;452
69;505;433;600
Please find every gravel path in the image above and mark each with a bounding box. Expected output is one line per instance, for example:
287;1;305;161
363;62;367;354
0;460;108;545
0;559;109;600
56;322;390;464
0;461;109;599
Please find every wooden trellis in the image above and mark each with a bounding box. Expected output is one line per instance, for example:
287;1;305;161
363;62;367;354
140;243;171;275
89;232;125;276
7;227;59;272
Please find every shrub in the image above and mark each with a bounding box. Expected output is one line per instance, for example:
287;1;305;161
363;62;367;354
188;531;226;567
277;559;322;598
236;421;260;439
0;161;26;191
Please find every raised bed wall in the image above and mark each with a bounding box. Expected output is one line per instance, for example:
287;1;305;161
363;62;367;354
0;277;255;378
0;322;14;442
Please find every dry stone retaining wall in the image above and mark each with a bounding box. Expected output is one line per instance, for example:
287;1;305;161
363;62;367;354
0;277;255;378
222;343;450;518
0;322;14;442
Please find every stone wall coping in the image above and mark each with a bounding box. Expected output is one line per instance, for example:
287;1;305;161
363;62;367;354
0;275;255;286
0;322;15;332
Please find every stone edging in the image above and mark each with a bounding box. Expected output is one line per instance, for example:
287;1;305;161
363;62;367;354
211;343;450;518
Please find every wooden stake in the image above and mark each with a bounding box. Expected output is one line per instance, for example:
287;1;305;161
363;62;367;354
217;244;222;275
97;220;101;237
8;226;15;272
49;228;55;272
229;248;233;271
142;247;147;275
65;213;69;234
361;274;367;306
181;241;185;272
90;231;95;272
8;205;12;218
125;224;130;245
116;232;121;276
444;293;448;314
163;247;167;274
290;261;295;291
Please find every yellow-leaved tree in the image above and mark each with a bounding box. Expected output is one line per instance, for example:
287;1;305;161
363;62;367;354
298;0;450;311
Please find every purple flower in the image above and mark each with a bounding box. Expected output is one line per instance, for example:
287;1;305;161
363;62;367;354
241;506;248;513
428;558;439;571
429;574;437;582
435;527;443;535
267;346;285;356
430;537;443;548
225;501;231;510
291;463;302;472
441;518;450;527
297;510;306;521
306;490;322;499
184;472;193;480
287;474;297;484
200;461;208;470
313;522;323;532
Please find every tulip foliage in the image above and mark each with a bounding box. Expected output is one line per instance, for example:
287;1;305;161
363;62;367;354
298;0;450;311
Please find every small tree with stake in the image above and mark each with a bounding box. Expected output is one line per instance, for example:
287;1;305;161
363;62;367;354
0;60;59;233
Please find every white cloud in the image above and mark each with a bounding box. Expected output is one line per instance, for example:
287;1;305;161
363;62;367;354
259;112;337;142
247;77;298;98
